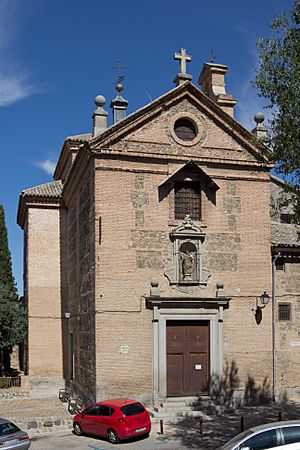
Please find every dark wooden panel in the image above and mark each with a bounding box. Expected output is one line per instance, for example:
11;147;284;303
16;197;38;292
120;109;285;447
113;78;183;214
166;320;210;396
189;353;208;394
167;354;183;396
188;321;209;353
167;323;186;353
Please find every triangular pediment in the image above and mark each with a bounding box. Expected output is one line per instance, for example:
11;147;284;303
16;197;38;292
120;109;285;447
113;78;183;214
159;160;219;191
91;82;271;166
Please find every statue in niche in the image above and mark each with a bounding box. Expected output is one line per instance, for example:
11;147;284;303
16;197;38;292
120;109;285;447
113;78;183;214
180;242;197;281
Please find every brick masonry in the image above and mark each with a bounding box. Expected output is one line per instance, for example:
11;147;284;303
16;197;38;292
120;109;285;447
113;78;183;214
18;79;299;405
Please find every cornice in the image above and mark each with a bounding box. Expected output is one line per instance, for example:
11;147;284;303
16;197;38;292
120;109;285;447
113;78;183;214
17;194;63;230
61;142;92;205
91;147;273;171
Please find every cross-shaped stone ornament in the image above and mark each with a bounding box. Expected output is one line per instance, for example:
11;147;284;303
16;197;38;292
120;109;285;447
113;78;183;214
174;48;192;75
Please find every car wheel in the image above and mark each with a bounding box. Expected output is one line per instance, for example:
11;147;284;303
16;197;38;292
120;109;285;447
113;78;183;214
107;428;119;444
73;422;83;436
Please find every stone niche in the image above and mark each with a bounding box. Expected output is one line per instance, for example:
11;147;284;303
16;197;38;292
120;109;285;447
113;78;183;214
165;215;210;293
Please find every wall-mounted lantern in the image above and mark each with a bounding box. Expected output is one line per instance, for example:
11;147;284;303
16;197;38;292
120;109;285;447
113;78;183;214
255;291;270;324
260;291;270;306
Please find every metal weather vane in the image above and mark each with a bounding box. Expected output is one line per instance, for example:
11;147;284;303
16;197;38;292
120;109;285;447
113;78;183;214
113;59;126;84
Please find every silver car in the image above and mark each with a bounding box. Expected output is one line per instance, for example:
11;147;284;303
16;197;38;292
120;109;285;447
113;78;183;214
0;418;31;450
220;420;300;450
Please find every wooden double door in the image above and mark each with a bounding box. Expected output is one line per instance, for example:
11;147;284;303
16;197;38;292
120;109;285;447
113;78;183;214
166;320;209;396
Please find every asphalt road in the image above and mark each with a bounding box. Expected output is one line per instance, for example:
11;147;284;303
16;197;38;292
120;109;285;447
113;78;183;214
29;430;194;450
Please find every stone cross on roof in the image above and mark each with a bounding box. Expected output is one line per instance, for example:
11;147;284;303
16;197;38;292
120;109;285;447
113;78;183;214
173;48;193;86
174;48;192;74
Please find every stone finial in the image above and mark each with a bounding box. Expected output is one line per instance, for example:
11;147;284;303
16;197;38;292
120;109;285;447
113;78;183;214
252;112;268;142
110;82;128;124
216;280;226;298
198;63;237;117
173;48;193;86
150;277;160;298
93;95;108;137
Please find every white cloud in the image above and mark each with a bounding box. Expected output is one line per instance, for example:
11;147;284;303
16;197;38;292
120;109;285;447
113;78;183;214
0;0;41;107
235;84;270;131
234;52;273;131
36;159;57;176
0;73;37;106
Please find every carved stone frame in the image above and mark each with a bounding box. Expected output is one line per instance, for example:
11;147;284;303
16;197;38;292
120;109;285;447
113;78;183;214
165;215;210;293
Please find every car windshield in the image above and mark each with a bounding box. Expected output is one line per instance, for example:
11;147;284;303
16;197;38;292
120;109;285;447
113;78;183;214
0;422;20;437
221;429;253;449
120;403;145;416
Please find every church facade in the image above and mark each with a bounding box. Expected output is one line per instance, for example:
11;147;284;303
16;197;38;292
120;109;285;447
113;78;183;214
17;50;300;406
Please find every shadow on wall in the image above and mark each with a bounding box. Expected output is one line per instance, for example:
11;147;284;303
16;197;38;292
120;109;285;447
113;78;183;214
210;360;240;409
244;375;271;406
209;360;272;410
166;361;300;449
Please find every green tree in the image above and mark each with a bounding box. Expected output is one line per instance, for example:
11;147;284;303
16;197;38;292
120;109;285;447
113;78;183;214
0;206;18;294
0;285;27;374
254;1;300;221
0;205;27;375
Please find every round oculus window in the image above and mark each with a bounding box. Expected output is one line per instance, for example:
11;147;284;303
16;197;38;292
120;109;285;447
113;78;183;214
174;118;197;141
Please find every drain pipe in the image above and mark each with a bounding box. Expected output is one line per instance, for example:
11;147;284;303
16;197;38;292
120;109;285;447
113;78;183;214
272;252;280;402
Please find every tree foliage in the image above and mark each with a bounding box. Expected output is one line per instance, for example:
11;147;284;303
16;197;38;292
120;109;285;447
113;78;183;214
0;205;27;374
0;205;17;294
254;1;300;221
0;284;27;350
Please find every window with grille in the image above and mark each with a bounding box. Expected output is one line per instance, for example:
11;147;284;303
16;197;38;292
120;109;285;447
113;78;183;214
174;119;197;141
175;181;201;220
275;257;285;271
280;213;295;224
278;303;291;321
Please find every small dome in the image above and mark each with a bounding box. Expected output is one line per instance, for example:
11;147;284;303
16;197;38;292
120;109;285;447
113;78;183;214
95;95;106;107
254;112;265;124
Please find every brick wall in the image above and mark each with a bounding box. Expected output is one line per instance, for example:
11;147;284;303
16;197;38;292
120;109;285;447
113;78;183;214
26;206;63;395
92;150;272;399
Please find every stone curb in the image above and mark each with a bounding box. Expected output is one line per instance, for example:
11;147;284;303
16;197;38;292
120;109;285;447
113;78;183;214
21;418;74;437
23;416;165;437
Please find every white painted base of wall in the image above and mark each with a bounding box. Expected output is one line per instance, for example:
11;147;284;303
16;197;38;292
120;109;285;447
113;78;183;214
29;376;64;398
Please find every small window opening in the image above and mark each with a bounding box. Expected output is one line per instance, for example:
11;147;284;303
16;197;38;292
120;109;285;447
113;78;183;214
280;213;295;224
175;181;201;220
174;119;197;141
278;303;291;321
275;257;285;271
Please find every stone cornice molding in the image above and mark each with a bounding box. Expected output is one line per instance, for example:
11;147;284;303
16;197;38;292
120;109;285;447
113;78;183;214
145;296;231;309
271;244;300;254
17;192;63;229
61;142;92;205
54;139;82;182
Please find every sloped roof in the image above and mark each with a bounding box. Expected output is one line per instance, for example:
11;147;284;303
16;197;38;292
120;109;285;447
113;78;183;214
271;222;300;247
159;160;220;190
17;180;63;229
21;180;63;198
66;133;93;142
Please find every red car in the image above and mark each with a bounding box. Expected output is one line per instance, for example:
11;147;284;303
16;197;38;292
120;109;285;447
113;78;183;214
73;398;151;444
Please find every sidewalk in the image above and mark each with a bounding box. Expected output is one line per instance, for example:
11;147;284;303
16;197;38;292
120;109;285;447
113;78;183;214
0;395;300;447
158;400;300;449
0;396;73;435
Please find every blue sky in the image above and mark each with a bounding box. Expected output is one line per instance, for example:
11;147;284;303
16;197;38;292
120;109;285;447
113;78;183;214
0;0;294;294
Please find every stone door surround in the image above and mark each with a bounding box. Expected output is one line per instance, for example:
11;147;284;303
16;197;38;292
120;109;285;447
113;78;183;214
146;296;229;403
